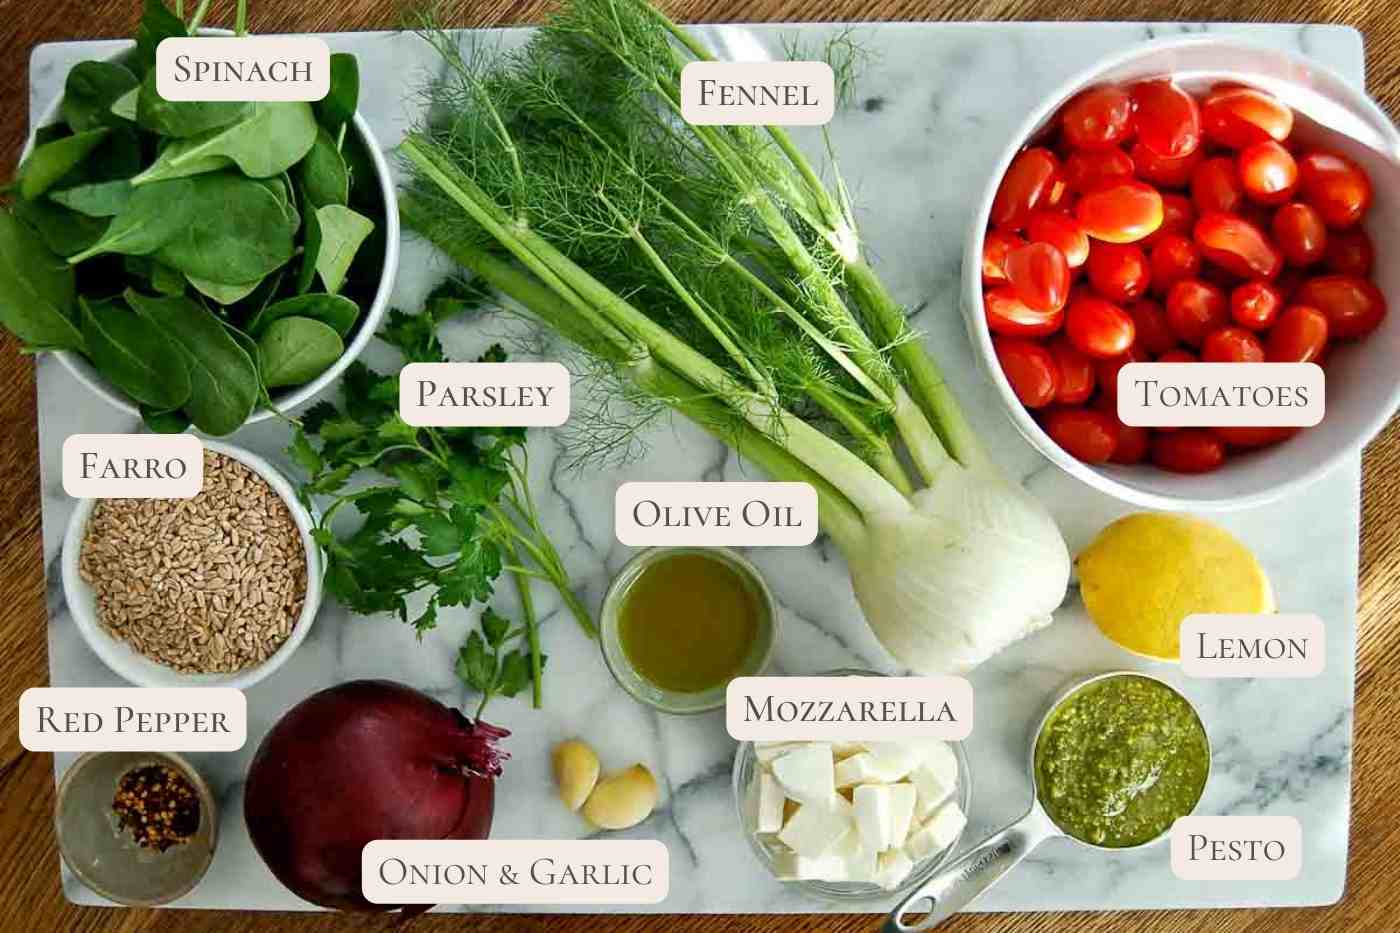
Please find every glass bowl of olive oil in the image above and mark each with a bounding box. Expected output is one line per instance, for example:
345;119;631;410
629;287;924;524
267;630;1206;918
600;547;777;714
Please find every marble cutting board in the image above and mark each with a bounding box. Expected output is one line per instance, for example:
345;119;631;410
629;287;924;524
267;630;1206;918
32;20;1360;914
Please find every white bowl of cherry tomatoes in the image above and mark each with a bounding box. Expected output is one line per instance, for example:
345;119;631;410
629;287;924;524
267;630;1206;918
966;36;1399;509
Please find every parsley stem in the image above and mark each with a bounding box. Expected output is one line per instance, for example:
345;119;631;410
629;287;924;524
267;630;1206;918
503;540;543;708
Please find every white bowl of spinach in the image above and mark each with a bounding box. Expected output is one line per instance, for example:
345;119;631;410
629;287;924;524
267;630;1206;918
2;4;397;435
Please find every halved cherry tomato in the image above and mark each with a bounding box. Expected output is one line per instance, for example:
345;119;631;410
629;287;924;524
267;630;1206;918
995;337;1060;408
1005;242;1071;312
1127;298;1177;354
1063;147;1135;193
1131;80;1202;158
1230;281;1284;331
1191;157;1245;215
1265;305;1330;362
1095;344;1148;402
1238;140;1298;206
1201;87;1294;149
992;147;1061;230
1297;151;1373;229
1066;295;1136;359
1025;210;1090;268
1049;337;1096;404
1149;235;1201;296
1060;85;1136;150
1151;429;1226;473
1271;202;1328;266
982;230;1026;286
1324;228;1375;276
1202;325;1265;363
1044;407;1119;463
1087;242;1151;304
1294;274;1388;339
1076;180;1164;243
1132;142;1202;189
985;286;1064;338
1166;279;1228;346
1213;425;1299;449
1157;348;1198;363
1141;193;1196;247
1194;212;1283;280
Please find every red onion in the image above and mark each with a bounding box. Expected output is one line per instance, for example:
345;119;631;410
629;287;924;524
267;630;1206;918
244;679;506;911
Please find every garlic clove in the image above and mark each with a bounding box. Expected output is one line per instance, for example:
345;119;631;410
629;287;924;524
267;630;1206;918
553;739;601;812
581;763;658;830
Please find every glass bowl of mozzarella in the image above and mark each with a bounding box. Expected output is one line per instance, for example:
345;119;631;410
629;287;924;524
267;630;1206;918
730;672;972;903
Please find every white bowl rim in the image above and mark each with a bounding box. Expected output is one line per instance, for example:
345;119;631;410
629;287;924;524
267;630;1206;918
21;35;400;428
962;34;1400;511
61;439;324;689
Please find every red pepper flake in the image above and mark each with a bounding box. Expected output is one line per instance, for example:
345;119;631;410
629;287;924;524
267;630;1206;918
112;765;200;852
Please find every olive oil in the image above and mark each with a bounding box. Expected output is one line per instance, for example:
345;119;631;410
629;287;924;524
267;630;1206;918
618;552;763;694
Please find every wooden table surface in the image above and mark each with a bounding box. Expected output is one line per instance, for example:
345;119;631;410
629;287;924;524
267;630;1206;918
3;1;1399;931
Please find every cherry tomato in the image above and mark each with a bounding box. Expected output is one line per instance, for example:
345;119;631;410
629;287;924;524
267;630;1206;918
1265;305;1330;362
1095;344;1148;402
1166;279;1229;346
1110;422;1151;464
1025;210;1090;268
1044;407;1119;463
1066;295;1136;358
1060;85;1136;150
1297;151;1373;229
1230;281;1284;331
1049;337;1096;404
982;230;1025;286
1005;242;1071;312
1213;425;1299;449
1141;193;1196;247
1274;268;1307;303
1076;180;1164;244
1151;429;1226;473
985;286;1064;338
1293;274;1388;340
1202;326;1265;363
1157;348;1198;363
1045;177;1073;210
1201;87;1294;149
1063;147;1135;194
1130;80;1202;158
1149;235;1201;296
1132;142;1203;189
1191;157;1245;215
992;147;1061;230
1238;140;1298;206
1127;298;1177;354
1087;242;1151;304
1271;202;1328;267
1324;228;1375;276
1194;212;1283;280
995;337;1060;408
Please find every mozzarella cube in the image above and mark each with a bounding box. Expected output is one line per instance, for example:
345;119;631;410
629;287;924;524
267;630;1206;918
853;784;896;852
831;740;865;759
887;782;918;848
910;762;955;821
753;772;786;834
858;742;924;782
754;741;802;765
772;744;835;805
874;849;914;891
772;850;849;882
834;753;883;787
906;800;966;861
778;795;854;857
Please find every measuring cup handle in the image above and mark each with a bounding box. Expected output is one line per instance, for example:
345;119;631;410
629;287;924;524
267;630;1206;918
883;808;1056;932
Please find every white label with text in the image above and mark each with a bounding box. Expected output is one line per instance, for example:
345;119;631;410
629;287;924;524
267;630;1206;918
399;362;571;427
726;675;973;741
157;37;330;101
19;687;246;752
1180;613;1325;679
680;61;835;126
615;482;817;547
361;839;668;904
1171;815;1302;880
62;433;203;499
1117;362;1324;427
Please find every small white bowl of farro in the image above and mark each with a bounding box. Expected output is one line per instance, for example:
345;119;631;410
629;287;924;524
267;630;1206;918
61;440;323;690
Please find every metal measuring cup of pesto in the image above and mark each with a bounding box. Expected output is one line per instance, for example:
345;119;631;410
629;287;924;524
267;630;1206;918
884;671;1210;931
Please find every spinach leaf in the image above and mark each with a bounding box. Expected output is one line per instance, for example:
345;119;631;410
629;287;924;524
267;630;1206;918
250;293;358;338
126;290;259;435
34;124;70;146
49;180;133;217
141;404;190;433
80;295;191;409
136;71;253;138
0;212;82;350
17;128;111;199
133;102;318;184
296;193;322;294
125;255;189;296
296;127;348;208
63;61;140;132
257;315;343;387
110;87;140;123
315;54;359;130
155;173;296;285
12;197;107;257
314;204;373;294
135;0;185;76
188;274;261;305
67;178;195;263
79;127;144;184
